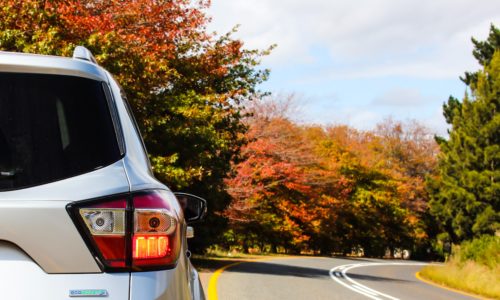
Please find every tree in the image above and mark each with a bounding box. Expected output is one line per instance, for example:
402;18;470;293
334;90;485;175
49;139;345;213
428;27;500;243
224;99;316;253
224;95;438;256
0;0;271;250
462;25;500;86
316;121;435;257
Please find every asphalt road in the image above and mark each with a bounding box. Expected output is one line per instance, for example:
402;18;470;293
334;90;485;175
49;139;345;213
203;257;479;300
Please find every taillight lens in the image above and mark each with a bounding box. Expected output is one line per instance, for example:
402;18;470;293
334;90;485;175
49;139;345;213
67;190;181;272
132;193;180;268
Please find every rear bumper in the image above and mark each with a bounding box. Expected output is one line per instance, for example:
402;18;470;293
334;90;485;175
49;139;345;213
1;242;202;300
0;242;129;299
129;256;194;300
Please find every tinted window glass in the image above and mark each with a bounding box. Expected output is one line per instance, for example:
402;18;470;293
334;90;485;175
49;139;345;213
0;73;121;191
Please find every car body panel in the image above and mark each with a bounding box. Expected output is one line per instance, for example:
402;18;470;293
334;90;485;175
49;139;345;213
0;51;108;81
105;73;167;192
0;161;130;273
0;160;129;202
0;241;130;299
130;257;191;300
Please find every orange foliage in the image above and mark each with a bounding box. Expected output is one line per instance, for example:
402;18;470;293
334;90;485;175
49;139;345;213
224;99;438;254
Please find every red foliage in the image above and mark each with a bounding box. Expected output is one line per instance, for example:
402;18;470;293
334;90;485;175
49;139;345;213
224;99;438;253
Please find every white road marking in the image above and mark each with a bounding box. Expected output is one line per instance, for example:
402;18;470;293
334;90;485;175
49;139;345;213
352;284;380;296
329;267;382;300
329;262;428;300
353;283;381;296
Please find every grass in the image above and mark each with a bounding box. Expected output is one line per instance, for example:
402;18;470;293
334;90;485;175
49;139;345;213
419;235;500;299
420;261;500;299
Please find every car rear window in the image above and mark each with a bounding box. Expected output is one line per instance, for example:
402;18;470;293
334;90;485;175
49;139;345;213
0;73;122;191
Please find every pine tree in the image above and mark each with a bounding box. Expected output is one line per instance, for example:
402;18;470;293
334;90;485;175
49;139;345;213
462;25;500;86
428;27;500;242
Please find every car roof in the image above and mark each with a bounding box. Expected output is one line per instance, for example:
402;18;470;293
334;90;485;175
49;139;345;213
0;50;108;82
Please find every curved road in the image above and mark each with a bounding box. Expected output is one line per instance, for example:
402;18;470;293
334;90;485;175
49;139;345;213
203;257;480;300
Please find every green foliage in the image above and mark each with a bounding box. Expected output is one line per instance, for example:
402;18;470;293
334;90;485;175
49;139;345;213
428;26;500;243
420;236;500;299
462;25;500;85
456;235;500;269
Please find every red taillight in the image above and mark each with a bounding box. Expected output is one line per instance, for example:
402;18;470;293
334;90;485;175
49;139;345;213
133;235;169;259
132;193;180;268
67;190;181;272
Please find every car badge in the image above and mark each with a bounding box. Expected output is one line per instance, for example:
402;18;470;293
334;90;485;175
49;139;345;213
69;289;108;297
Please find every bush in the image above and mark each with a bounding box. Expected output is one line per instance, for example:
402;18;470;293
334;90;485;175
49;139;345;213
456;235;499;269
420;261;500;299
419;235;500;299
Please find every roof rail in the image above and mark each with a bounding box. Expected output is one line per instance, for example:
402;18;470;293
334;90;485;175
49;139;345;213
72;46;97;64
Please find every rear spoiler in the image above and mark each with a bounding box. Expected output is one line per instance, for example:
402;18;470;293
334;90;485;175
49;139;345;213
72;46;97;64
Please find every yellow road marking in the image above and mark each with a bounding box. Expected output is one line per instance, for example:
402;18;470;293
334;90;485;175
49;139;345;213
415;271;487;300
207;261;244;300
207;256;303;300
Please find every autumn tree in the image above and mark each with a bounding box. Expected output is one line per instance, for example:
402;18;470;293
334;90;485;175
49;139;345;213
373;119;439;256
225;95;439;256
313;121;436;257
0;0;271;249
428;26;500;243
225;98;316;253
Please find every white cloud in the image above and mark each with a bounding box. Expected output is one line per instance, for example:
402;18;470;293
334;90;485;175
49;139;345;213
372;88;431;107
208;0;500;79
288;87;451;134
207;0;498;134
295;97;382;130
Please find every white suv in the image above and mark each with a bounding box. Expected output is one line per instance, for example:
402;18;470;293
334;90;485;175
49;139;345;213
0;47;206;299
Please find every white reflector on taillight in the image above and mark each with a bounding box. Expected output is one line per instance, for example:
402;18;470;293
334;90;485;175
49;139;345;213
132;209;177;260
134;209;176;235
80;209;125;235
132;191;181;267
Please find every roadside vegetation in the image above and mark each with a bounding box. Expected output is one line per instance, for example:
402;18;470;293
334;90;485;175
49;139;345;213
427;25;500;249
420;236;500;299
223;108;439;257
420;28;500;297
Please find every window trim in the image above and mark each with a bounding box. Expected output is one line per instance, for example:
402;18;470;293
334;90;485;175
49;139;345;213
102;82;126;156
119;88;154;175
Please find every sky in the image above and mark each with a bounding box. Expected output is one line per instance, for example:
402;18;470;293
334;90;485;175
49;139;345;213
207;0;500;135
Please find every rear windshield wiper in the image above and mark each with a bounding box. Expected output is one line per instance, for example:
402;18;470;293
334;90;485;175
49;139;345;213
0;170;16;178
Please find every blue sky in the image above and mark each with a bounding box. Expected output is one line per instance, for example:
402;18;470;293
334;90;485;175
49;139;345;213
207;0;500;135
